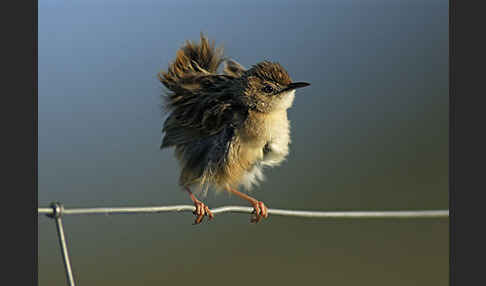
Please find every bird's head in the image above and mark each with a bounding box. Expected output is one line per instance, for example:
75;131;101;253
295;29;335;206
241;61;310;113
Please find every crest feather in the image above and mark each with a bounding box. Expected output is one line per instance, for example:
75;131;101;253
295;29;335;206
248;61;292;85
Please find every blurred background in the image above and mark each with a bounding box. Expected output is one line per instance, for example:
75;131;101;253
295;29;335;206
38;0;448;285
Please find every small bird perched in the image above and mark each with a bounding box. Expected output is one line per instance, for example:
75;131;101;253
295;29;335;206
158;34;310;224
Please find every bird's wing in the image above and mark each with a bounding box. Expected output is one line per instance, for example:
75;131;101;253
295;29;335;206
161;74;247;148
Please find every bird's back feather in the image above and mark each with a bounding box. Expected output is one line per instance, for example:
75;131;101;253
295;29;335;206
159;34;247;147
158;34;250;190
159;33;223;89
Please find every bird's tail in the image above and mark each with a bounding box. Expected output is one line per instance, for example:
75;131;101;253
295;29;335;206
158;33;224;92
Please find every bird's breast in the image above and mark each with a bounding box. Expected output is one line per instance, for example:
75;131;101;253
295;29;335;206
260;110;291;167
240;110;291;168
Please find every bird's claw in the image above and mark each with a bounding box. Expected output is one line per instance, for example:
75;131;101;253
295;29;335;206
193;200;214;225
250;201;268;223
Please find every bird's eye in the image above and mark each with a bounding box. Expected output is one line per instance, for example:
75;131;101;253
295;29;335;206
262;85;274;93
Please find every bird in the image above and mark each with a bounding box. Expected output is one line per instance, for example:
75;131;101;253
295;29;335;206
158;34;310;224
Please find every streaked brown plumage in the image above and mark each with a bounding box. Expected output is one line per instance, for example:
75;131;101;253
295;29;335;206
159;34;310;224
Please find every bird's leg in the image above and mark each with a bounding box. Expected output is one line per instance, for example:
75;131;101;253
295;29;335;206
227;188;268;223
185;187;214;224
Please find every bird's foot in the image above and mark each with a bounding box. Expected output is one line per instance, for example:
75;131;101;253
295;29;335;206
250;200;268;223
226;188;269;224
185;187;214;225
192;200;214;225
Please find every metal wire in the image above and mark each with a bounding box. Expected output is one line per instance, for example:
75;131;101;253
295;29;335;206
39;204;449;219
47;203;76;286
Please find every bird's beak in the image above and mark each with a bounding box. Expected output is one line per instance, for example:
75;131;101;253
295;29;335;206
282;82;311;92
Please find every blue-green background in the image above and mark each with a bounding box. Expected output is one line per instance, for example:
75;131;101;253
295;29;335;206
38;0;448;285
